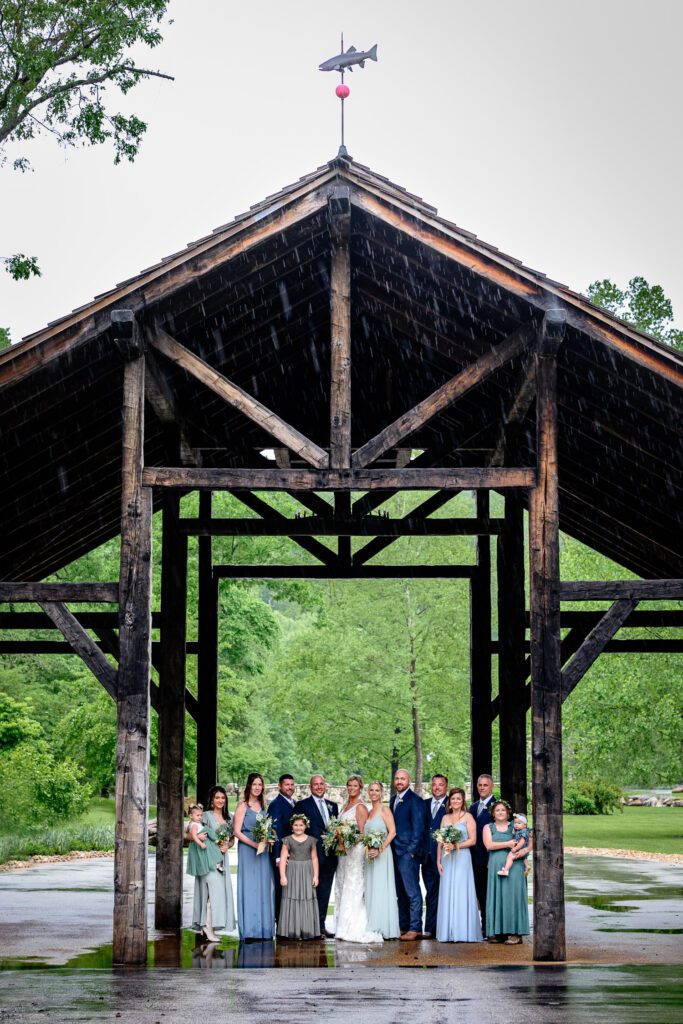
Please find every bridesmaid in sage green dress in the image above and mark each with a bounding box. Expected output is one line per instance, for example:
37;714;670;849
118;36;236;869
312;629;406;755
364;781;400;939
483;800;530;944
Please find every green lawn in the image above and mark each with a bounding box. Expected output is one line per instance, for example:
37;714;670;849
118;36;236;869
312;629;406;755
562;806;682;855
77;798;157;826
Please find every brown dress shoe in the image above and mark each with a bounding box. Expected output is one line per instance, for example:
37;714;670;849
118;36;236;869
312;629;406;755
399;931;419;941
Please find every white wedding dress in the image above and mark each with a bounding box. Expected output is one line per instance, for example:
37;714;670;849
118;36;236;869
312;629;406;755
334;806;383;943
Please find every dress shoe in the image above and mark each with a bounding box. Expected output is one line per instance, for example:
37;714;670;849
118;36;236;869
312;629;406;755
399;931;419;941
323;928;335;938
421;932;434;939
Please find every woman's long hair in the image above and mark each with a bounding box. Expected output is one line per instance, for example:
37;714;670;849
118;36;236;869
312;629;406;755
206;785;231;820
243;772;265;809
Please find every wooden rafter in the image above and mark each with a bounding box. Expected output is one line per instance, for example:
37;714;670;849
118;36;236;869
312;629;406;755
0;582;119;602
351;324;534;469
144;348;200;467
178;515;503;537
560;579;683;601
149;327;329;469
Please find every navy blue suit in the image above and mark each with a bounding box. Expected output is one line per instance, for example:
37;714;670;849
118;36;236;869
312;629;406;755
421;795;447;935
468;795;496;936
293;794;338;933
390;788;426;933
268;793;295;923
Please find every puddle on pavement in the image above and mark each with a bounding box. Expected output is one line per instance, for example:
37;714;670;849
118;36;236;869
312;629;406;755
597;928;683;935
0;931;338;970
573;896;639;912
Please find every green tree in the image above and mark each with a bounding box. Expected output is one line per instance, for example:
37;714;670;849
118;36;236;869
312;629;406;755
54;689;117;795
0;691;42;748
0;1;172;166
587;276;683;350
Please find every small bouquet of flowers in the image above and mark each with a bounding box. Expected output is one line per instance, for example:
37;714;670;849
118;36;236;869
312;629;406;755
252;813;277;855
361;829;385;864
322;817;361;856
432;823;467;856
214;821;233;846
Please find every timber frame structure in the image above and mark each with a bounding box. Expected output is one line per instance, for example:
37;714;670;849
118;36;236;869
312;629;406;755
1;157;682;964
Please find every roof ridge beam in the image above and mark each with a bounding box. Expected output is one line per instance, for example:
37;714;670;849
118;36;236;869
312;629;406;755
148;327;329;469
351;321;535;469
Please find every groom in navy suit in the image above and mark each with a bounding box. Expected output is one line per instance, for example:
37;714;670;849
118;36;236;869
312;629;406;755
421;773;448;938
294;774;338;937
390;768;426;940
268;773;296;925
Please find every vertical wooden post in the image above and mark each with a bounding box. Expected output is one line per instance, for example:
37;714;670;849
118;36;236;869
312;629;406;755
196;490;218;803
470;490;492;793
114;313;152;965
329;186;351;471
529;309;567;962
497;493;527;812
155;494;187;929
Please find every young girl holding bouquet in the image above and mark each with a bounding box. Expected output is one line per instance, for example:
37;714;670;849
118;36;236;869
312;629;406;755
277;814;320;940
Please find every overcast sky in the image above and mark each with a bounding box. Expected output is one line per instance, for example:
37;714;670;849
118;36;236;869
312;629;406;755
2;0;682;342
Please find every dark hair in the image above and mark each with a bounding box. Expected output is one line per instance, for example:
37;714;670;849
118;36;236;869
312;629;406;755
279;774;294;785
244;772;265;808
206;785;230;819
447;787;467;812
432;774;448;785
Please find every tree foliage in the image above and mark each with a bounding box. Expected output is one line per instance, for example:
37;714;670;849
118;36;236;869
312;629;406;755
0;1;172;167
588;276;683;350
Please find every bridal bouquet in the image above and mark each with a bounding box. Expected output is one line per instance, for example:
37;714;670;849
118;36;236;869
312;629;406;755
252;813;277;855
432;823;467;856
214;822;233;846
322;817;361;856
361;829;385;864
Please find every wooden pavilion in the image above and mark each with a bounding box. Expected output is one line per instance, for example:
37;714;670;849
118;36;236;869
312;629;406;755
1;156;681;964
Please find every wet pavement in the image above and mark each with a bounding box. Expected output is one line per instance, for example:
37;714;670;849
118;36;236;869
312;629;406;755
0;854;680;1022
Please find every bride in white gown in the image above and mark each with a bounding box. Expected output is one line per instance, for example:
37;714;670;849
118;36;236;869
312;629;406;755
334;775;383;943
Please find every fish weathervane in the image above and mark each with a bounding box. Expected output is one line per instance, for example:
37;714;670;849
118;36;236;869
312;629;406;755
319;36;378;158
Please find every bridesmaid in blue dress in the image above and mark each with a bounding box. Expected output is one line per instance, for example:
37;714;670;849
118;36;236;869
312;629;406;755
233;772;275;940
364;781;400;939
436;787;483;943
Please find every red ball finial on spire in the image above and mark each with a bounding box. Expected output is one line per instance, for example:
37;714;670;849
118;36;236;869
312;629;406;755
336;83;350;99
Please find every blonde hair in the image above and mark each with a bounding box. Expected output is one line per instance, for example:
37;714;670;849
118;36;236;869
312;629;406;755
346;774;364;789
189;803;203;813
368;780;384;794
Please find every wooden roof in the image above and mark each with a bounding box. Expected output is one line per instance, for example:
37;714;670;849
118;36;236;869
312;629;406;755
1;156;681;582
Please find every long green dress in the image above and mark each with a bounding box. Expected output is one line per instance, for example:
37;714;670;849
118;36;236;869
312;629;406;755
485;822;530;938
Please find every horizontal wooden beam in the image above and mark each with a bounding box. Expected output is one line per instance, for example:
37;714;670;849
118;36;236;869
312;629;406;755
0;612;163;630
555;609;683;628
149;328;329;469
213;565;475;579
559;579;683;601
178;516;504;537
489;639;683;656
0;583;119;603
352;324;534;468
143;467;535;491
0;639;200;659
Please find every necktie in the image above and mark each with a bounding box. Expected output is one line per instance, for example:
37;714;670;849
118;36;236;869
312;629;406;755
318;798;329;825
432;800;439;818
478;800;486;817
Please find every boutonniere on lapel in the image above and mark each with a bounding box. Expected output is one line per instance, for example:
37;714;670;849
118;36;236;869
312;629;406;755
326;801;333;811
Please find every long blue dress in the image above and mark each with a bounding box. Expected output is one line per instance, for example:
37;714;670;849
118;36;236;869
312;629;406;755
237;806;275;940
435;820;483;942
364;815;400;939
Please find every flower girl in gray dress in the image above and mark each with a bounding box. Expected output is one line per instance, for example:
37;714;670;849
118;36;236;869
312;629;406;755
278;814;320;940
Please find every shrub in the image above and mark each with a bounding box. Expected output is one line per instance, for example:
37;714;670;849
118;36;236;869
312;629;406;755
0;823;114;864
0;740;90;821
564;778;623;815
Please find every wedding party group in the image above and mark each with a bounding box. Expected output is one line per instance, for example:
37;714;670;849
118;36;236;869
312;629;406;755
186;769;531;947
